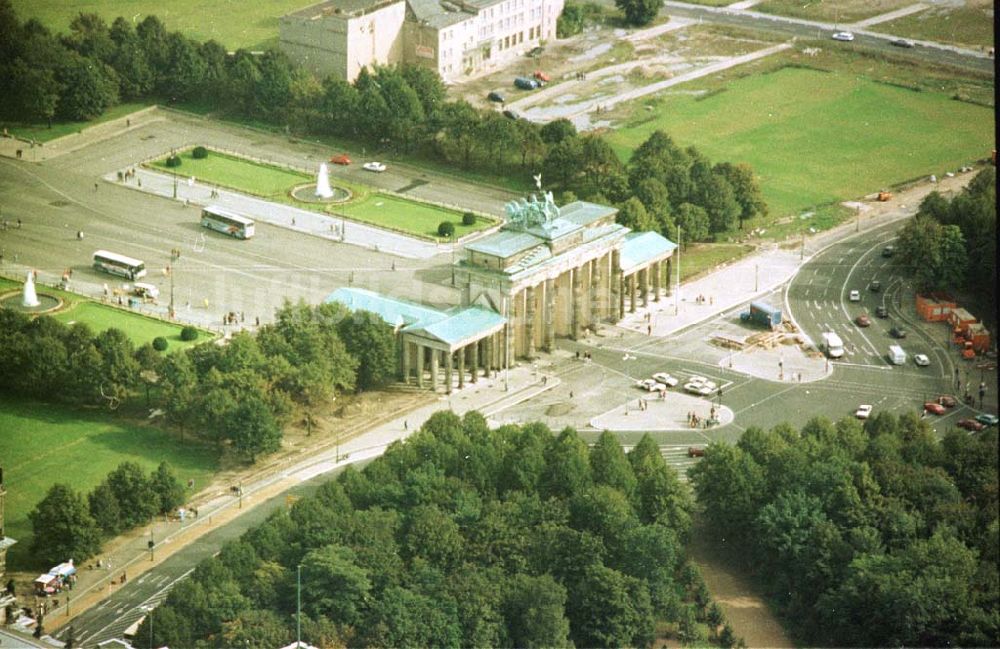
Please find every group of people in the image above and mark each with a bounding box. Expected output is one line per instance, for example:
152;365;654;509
0;218;22;230
695;294;713;305
574;351;593;361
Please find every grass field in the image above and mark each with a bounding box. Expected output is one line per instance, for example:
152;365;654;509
0;394;219;569
1;102;148;144
10;0;306;50
679;243;756;282
754;0;914;23
878;4;995;51
0;277;208;350
149;149;494;240
606;65;994;219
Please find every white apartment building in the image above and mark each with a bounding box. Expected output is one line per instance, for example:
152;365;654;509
280;0;564;82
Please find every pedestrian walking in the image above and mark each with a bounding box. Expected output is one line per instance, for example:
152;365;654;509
94;182;98;192
137;178;142;188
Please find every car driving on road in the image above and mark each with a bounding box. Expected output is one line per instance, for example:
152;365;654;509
890;326;906;339
855;314;872;327
914;354;930;366
363;162;387;173
637;378;667;392
849;290;860;301
876;305;889;318
856;404;873;419
652;372;679;387
487;91;505;103
890;38;914;48
329;153;351;165
832;31;855;41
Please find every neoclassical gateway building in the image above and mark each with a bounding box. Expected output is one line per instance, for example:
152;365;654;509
328;195;676;392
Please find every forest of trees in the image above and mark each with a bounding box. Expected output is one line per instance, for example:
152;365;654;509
0;1;768;244
895;167;996;318
0;300;398;462
690;412;999;646
133;413;745;648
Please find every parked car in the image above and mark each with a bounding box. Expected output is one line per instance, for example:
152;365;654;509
687;375;708;386
329;153;352;165
890;38;914;48
924;401;946;415
636;378;667;392
890;326;906;339
652;372;679;387
876;305;889;318
849;290;860;301
514;76;539;90
685;382;714;396
832;31;855;41
856;404;873;419
937;395;958;408
502;109;519;120
487;91;505;103
914;353;930;366
363;162;386;172
975;413;999;426
533;70;550;83
855;314;872;327
882;245;895;257
870;280;881;292
957;418;985;432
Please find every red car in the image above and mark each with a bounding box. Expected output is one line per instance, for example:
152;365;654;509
855;314;871;327
937;395;958;408
534;70;550;83
923;402;946;415
957;418;985;432
329;153;352;165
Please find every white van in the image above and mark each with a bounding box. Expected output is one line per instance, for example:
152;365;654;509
821;332;844;358
888;345;906;365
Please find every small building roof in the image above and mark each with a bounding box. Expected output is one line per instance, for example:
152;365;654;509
410;306;506;346
464;231;541;258
288;0;398;20
326;287;445;330
558;201;618;227
619;231;676;272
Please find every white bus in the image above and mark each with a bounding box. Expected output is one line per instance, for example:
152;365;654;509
201;205;255;239
92;250;146;280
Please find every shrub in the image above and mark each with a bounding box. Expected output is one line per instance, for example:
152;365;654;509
192;146;209;159
165;154;182;168
438;221;455;238
152;337;168;352
462;212;476;226
180;326;199;341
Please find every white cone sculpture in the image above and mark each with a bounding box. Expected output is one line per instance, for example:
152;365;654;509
315;163;334;199
22;270;40;308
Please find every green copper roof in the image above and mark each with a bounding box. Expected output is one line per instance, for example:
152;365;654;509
620;231;677;272
464;231;541;258
558;201;618;227
325;288;505;347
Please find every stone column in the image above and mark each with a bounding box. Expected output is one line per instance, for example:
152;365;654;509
544;277;556;351
640;267;649;308
525;286;536;359
471;340;479;383
664;258;672;296
653;260;661;302
611;250;622;322
416;343;424;388
402;340;411;384
458;346;465;389
445;351;453;394
629;274;637;313
590;257;601;324
572;266;583;340
429;348;438;391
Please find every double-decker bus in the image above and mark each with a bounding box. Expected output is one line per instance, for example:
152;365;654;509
92;250;146;280
201;205;255;239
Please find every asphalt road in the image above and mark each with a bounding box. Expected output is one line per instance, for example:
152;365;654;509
660;2;995;77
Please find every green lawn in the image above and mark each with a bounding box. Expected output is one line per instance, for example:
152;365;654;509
606;66;994;219
878;5;995;51
678;243;755;282
0;394;219;569
1;277;209;350
149;148;496;240
10;0;307;50
754;0;913;23
1;102;149;144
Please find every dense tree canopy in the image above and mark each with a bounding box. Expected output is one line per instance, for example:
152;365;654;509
690;414;999;646
140;414;706;647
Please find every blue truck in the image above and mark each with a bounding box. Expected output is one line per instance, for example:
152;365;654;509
514;76;539;90
740;301;782;329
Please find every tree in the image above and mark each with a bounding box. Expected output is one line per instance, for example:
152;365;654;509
580;135;624;191
361;586;462;648
64;12;115;62
541;427;592;499
503;573;573;648
158;32;206;101
219;609;292;649
88;482;122;536
634;177;673;232
714;162;767;228
228;393;282;462
615;0;661;25
150;461;185;515
674;202;710;243
543;137;583;187
336;310;398;390
253;50;294;121
401;64;446;117
7;59;59;124
701;173;741;234
435;100;480;167
28;484;101;566
616;197;656;232
567;564;655;648
107;462;158;528
689;443;767;543
540;118;577;145
56;55;119;120
589;430;638;498
557;3;585;37
300;544;371;625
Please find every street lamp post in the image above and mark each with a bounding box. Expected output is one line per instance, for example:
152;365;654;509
168;248;180;319
297;565;302;647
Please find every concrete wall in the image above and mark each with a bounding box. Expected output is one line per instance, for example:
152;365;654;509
346;2;407;81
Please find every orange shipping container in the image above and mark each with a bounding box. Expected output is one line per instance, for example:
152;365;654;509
916;293;956;322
